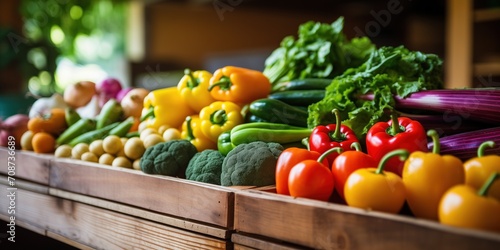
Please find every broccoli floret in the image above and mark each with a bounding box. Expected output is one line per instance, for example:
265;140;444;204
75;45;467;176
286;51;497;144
140;139;198;177
185;149;225;185
221;141;284;187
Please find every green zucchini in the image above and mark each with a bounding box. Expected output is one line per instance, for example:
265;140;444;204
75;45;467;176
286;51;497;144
268;90;325;106
249;98;308;127
271;78;332;92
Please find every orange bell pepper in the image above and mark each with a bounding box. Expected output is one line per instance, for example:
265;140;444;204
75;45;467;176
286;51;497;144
208;66;271;104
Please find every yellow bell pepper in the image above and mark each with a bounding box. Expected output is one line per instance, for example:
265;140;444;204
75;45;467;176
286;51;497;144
402;130;465;221
181;115;217;152
199;101;244;143
141;87;195;130
463;141;500;201
177;68;216;112
438;172;500;233
208;66;271;104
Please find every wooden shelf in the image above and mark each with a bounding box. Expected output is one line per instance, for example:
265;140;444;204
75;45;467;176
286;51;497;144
2;148;500;249
474;62;500;76
474;8;500;22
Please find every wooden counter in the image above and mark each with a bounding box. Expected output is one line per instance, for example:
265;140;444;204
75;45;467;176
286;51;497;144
1;147;499;249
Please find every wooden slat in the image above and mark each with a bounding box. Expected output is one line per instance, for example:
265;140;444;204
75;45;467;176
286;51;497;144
474;8;500;22
234;190;500;250
0;184;228;250
232;233;308;250
0;148;51;184
49;158;235;228
0;175;49;194
445;0;473;88
49;188;230;239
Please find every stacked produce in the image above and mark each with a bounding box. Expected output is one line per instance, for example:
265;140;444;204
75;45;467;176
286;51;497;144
2;16;500;234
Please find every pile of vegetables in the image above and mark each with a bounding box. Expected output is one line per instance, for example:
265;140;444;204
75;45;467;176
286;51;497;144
2;17;500;235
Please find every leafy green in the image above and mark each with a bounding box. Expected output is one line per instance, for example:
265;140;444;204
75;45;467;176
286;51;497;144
307;46;444;139
263;17;375;85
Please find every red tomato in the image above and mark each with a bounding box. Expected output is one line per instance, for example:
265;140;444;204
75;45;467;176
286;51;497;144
332;150;377;200
288;160;335;201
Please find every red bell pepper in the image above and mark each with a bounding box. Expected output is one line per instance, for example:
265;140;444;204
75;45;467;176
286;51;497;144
275;142;329;196
331;142;377;200
366;111;428;177
309;109;359;164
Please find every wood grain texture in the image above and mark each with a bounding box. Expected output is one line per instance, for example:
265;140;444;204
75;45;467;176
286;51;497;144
49;158;235;228
232;233;308;250
0;184;228;250
0;148;51;184
49;188;230;239
234;190;500;250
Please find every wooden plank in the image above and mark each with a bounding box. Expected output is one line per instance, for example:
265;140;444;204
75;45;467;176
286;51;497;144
49;188;230;239
234;190;500;250
0;175;49;194
445;0;473;88
0;184;228;250
46;231;101;250
49;158;235;228
0;148;51;185
232;233;308;250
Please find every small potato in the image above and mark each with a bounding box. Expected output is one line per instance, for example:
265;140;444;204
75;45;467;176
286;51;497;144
140;128;158;141
89;139;105;156
143;133;164;149
72;143;89;159
112;156;132;168
124;137;146;160
132;159;141;170
99;153;115;165
20;130;34;151
55;145;73;158
81;152;98;163
158;125;170;135
103;135;123;155
163;128;181;142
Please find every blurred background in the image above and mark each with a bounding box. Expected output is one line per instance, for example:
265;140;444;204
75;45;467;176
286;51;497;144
1;0;499;119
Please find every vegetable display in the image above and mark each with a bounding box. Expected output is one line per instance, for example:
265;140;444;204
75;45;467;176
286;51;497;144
7;16;500;237
308;45;443;139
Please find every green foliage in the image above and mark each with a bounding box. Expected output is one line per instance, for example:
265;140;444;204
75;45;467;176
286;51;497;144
307;45;444;139
263;17;375;84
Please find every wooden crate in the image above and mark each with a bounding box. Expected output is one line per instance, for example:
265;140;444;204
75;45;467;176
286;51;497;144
234;189;500;250
48;157;236;229
0;147;51;185
0;179;230;249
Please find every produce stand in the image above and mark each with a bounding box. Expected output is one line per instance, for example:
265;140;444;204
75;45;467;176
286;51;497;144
2;147;500;249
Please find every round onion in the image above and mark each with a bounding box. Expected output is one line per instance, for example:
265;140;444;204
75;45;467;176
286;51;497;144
120;88;149;119
0;114;30;149
64;81;96;108
97;77;122;107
